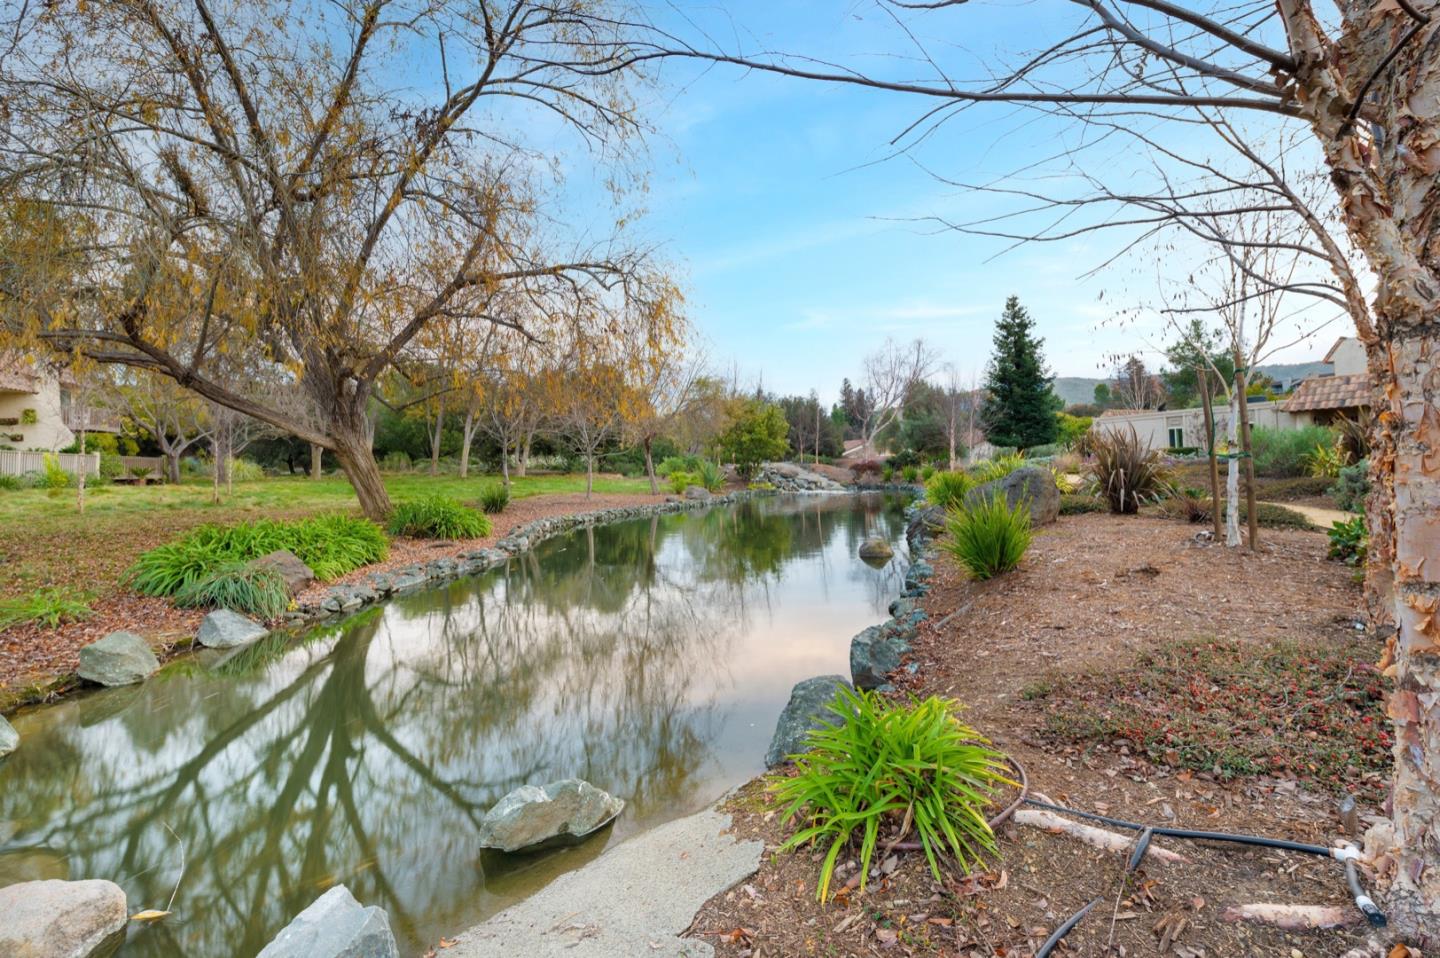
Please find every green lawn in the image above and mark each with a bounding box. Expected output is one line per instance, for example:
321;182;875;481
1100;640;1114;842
0;471;653;602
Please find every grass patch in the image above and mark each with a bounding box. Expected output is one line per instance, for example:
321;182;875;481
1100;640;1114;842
1059;493;1106;515
478;482;510;514
774;687;1010;900
0;586;93;631
1037;638;1390;801
128;514;388;597
387;495;491;539
925;471;972;510
174;562;291;620
943;494;1032;580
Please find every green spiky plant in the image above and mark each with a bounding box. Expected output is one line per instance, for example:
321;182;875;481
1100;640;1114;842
925;470;972;510
944;493;1033;580
773;687;1011;901
174;563;291;620
478;482;511;514
0;587;93;631
387;495;491;539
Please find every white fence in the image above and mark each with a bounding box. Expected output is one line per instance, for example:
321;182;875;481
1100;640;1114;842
0;450;101;477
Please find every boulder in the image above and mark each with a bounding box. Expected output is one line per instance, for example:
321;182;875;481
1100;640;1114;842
0;713;17;758
0;878;128;958
765;675;850;767
905;505;947;543
77;631;159;687
477;778;625;853
256;885;398;958
683;485;711;501
247;549;315;595
196;609;268;649
857;537;894;562
850;624;910;690
963;466;1060;526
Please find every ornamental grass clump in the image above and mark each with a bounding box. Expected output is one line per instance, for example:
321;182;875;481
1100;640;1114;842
944;494;1033;580
774;687;1011;901
1089;426;1169;514
478;482;510;514
387;495;491;539
128;515;388;597
175;563;290;620
0;586;93;631
925;470;972;510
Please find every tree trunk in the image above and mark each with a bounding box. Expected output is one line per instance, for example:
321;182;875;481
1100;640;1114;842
332;429;390;521
1199;368;1221;541
501;439;511;488
643;435;658;495
1369;321;1440;932
585;453;594;499
1233;366;1259;552
75;426;86;514
310;442;323;479
1225;395;1240;547
459;414;474;479
518;432;532;476
429;394;444;476
165;449;181;485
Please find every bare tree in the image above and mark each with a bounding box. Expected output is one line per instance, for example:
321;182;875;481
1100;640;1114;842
118;372;211;484
858;338;939;452
1107;356;1167;411
0;0;667;520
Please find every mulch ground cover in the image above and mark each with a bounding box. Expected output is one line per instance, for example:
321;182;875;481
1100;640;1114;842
689;511;1390;958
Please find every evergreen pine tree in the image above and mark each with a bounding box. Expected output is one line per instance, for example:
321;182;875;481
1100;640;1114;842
980;296;1059;448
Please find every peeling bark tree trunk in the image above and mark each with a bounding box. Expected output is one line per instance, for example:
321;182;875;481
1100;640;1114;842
309;443;323;479
643;435;658;495
1200;368;1222;540
1225;395;1241;547
1233;365;1259;552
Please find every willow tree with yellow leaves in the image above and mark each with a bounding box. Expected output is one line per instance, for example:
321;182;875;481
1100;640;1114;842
0;0;668;520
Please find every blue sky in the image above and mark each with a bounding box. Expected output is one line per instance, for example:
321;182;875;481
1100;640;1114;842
535;2;1348;404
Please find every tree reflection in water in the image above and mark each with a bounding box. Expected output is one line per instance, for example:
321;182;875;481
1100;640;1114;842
0;493;910;956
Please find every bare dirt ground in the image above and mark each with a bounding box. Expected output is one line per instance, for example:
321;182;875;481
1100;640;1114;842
0;490;666;704
691;512;1392;958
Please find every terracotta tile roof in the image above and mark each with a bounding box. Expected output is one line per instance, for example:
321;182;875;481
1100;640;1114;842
0;356;39;394
1283;374;1370;413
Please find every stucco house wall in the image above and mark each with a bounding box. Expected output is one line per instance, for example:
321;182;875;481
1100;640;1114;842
1095;400;1312;450
0;366;75;451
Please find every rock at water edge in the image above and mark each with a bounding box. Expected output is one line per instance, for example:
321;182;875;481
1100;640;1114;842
850;625;909;690
0;878;128;958
77;631;160;687
257;885;397;958
196;609;268;649
765;675;851;767
683;485;711;501
857;537;894;561
477;779;625;853
0;713;18;758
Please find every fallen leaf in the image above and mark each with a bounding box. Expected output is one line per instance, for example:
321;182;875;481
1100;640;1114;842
129;910;171;922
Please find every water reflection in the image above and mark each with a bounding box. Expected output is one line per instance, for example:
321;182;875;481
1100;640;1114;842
0;493;910;956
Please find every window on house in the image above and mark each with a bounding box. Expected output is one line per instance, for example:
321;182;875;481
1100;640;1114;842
1167;427;1185;448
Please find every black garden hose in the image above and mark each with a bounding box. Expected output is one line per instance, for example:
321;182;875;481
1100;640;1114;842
1034;896;1103;958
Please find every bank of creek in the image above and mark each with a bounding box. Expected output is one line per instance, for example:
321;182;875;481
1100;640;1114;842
0;492;911;956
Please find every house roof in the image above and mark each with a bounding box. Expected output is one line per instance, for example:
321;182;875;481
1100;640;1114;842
1283;373;1370;413
0;355;40;394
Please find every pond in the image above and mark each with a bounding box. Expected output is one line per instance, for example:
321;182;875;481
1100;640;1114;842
0;492;912;956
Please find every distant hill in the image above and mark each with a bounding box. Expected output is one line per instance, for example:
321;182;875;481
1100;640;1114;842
1052;361;1330;409
1053;377;1104;406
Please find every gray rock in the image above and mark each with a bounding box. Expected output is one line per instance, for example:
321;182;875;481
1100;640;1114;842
248;549;315;595
0;714;17;758
850;624;910;690
963;466;1060;526
257;884;398;958
888;596;919;618
756;462;845;492
765;675;850;767
0;878;128;958
478;779;625;853
683;485;711;501
906;505;947;543
857;537;893;561
77;631;159;687
196;609;268;649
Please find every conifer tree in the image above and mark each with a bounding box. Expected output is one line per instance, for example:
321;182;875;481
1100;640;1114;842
980;297;1058;449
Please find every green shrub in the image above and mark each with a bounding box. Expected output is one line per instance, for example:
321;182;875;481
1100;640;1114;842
478;482;510;514
0;587;93;631
773;687;1009;901
969;453;1026;485
1055;412;1093;449
1258;475;1334;501
0;474;21;492
128;514;388;597
901;465;920;483
387;495;491;539
1058;493;1106;515
657;454;703;477
228;458;266;482
1089;427;1169;514
881;464;895;482
695;459;725;492
41;453;71;491
1328;514;1368;567
747;480;775;491
1330;460;1370;513
1305;440;1348;479
1249;425;1336;478
667;471;696;495
174;563;291;620
920;465;937;481
98;453;126;481
1023;443;1061;459
925;470;972;510
944;494;1033;580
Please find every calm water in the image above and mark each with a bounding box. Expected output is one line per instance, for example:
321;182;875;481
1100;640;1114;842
0;493;910;956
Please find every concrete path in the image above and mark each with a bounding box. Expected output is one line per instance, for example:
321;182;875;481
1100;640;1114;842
447;808;763;958
1259;500;1350;529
